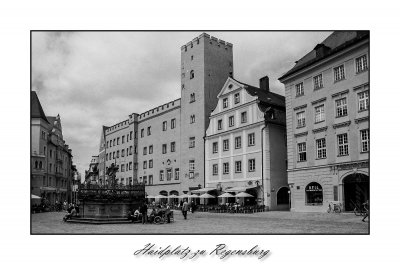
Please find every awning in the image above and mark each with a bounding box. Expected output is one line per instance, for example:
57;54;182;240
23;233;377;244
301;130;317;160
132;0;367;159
224;185;257;192
191;187;217;194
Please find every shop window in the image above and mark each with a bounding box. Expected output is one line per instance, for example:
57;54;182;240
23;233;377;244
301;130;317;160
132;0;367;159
305;182;323;205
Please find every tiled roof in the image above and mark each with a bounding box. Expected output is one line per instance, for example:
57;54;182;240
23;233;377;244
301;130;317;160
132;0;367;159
279;31;369;80
232;78;285;108
31;91;49;123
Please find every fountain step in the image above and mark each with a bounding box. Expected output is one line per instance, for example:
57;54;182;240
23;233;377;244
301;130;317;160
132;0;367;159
66;217;133;224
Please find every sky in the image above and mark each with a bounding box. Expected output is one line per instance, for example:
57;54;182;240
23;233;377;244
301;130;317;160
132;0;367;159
31;31;332;175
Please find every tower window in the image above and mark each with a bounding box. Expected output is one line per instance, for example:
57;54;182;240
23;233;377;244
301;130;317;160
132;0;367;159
190;115;195;124
190;93;196;103
190;70;194;79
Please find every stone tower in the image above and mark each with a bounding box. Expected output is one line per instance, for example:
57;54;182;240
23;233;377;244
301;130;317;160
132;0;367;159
179;33;233;192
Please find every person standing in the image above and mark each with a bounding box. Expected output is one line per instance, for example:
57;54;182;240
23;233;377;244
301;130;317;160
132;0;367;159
140;202;148;224
182;199;189;220
362;200;369;222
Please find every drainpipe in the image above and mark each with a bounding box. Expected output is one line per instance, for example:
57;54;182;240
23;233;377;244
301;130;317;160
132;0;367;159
261;124;267;207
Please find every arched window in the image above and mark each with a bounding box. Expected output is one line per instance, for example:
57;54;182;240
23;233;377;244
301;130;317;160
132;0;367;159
305;182;323;205
190;70;194;79
39;161;42;169
34;161;38;169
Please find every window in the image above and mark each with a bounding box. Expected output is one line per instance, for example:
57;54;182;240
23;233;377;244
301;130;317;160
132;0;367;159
149;159;153;168
337;133;349;156
229;116;234;127
159;170;164;181
296;82;304;97
143;161;147;169
189;137;195;148
175;168;180;180
147;126;151;136
116;150;119;158
122;136;125;143
129;146;132;155
113;139;116;146
313;74;323;89
121;149;125;157
134;131;137;139
223;98;229;108
190;70;194;79
50;150;52;158
235;161;242;173
162;121;167;131
167;169;172;181
223;139;229;151
356;55;368;73
162;144;167;154
190;115;195;124
358;90;369;111
223;162;229;174
335;98;348;117
212;142;218;153
134;145;137;154
234;93;240;104
134;163;138;170
360;129;369;152
107;141;109;148
117;137;120;145
106;153;108;161
235;136;241;149
141;129;144;138
217;119;223;130
238;113;247;125
296;111;306;128
171;142;176;152
148;175;153;185
248;159;255;172
121;164;125;172
130;131;133;140
189;160;195;172
316;138;327;159
139;177;142;183
334;65;345;82
306;182;323;205
129;162;132;170
143;147;147;155
149;145;153;154
314;105;325;123
191;55;194;60
248;133;255;146
298;142;307;162
212;164;218;175
190;93;195;103
171;118;176;129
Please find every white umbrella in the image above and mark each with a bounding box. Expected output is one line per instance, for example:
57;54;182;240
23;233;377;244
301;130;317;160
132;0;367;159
199;193;215;198
146;195;155;199
188;194;199;198
178;194;189;199
155;194;167;199
235;192;254;198
218;193;235;198
31;194;41;199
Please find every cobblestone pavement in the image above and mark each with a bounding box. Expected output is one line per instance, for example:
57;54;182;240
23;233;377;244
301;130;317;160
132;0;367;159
31;210;369;234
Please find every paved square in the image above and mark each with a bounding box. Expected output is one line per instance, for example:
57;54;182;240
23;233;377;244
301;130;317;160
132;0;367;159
31;210;368;234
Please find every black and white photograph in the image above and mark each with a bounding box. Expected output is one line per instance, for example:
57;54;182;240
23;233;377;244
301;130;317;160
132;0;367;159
30;31;369;234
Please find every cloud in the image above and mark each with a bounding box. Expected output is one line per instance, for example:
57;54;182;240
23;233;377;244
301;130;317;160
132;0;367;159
32;31;331;174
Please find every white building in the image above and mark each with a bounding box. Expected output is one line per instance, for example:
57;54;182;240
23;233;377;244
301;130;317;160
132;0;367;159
205;76;288;210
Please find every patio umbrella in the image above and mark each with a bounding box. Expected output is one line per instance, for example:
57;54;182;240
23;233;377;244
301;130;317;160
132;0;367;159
146;195;155;199
155;194;167;199
235;192;254;198
188;194;199;198
178;194;189;199
199;193;215;198
218;192;235;198
31;194;41;199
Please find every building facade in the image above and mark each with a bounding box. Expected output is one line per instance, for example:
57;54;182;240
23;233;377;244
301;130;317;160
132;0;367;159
279;31;369;212
205;77;287;210
31;91;75;204
96;33;233;197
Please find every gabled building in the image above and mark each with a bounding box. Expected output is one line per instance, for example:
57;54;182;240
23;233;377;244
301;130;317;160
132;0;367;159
279;31;369;212
31;91;74;204
205;76;287;210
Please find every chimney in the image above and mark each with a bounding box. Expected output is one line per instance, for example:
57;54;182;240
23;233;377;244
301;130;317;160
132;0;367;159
259;76;269;92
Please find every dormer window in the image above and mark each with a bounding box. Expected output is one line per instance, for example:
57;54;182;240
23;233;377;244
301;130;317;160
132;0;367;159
223;98;228;109
190;70;194;79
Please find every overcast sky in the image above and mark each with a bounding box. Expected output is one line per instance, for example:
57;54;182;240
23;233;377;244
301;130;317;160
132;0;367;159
31;31;332;175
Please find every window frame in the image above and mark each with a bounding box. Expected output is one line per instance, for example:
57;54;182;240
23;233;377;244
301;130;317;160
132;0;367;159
228;115;234;127
223;98;229;109
241;111;247;123
297;142;307;162
316;138;327;159
234;93;240;104
248;133;255;146
358;90;369;112
212;164;218;175
296;111;306;128
223;162;230;174
223;139;229;151
235;161;242;173
212;142;218;153
335;98;348;117
235;136;242;149
314;104;325;123
295;82;304;97
360;129;369;153
355;54;368;73
313;74;323;90
248;159;255;172
333;64;345;82
337;133;349;156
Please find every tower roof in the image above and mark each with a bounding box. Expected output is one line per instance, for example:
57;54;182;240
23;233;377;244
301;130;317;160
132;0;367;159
31;91;49;123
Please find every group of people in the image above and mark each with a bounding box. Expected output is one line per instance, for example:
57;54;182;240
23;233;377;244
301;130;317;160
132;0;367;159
128;201;173;224
63;203;80;221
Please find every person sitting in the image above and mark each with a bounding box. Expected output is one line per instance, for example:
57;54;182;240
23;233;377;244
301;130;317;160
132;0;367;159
63;204;76;221
148;208;156;223
133;208;141;222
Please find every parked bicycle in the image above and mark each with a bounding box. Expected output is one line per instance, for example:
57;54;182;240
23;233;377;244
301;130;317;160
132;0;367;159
327;201;342;213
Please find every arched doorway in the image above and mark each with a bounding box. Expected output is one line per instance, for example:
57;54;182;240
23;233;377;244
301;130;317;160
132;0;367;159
276;187;290;210
343;173;369;211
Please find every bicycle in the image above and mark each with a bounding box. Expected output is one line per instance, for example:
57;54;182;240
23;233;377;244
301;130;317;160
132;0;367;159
327;201;342;213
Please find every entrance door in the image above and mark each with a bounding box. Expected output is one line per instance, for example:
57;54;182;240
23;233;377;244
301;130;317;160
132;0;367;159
343;173;369;211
